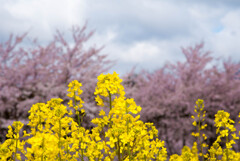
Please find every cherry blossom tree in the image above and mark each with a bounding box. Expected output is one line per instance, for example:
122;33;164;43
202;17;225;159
124;43;240;155
0;25;112;126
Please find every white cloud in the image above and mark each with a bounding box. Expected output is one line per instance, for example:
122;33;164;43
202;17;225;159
120;42;159;63
85;0;194;41
1;0;86;42
206;9;240;60
221;10;240;32
1;0;240;74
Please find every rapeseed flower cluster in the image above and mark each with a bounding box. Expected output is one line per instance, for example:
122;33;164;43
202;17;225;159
191;99;208;160
1;72;240;161
169;143;198;161
169;99;240;161
94;71;125;108
67;80;84;111
67;80;85;126
0;121;25;160
207;110;240;161
0;72;167;161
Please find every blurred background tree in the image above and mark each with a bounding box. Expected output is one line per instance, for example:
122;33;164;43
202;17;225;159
0;25;113;141
124;43;240;155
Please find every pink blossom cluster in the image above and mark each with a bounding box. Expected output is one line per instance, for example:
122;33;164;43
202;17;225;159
124;43;240;155
0;25;112;122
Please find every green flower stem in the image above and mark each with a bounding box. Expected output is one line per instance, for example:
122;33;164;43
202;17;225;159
73;92;81;126
66;141;69;158
225;126;229;161
117;136;121;161
77;111;81;127
80;138;84;161
82;149;85;161
14;136;18;161
198;122;203;160
41;138;45;161
125;104;133;161
102;130;113;161
58;119;62;161
197;106;204;161
14;123;18;161
81;116;83;125
108;92;112;128
157;150;160;161
74;92;76;107
108;91;112;110
81;147;84;161
127;118;132;161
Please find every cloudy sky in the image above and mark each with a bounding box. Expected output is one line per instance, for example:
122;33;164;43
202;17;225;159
1;0;240;75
